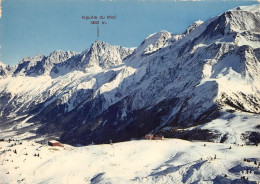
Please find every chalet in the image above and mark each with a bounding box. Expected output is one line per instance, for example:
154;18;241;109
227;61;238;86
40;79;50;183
48;140;63;147
145;134;153;140
152;135;164;140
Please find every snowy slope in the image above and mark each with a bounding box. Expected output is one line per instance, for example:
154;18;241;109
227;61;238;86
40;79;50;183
0;139;259;184
0;4;260;145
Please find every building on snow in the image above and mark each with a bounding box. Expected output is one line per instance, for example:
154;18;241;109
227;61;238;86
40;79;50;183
48;140;63;147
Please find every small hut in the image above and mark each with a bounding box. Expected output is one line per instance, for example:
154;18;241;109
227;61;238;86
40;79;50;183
48;140;63;147
152;135;164;140
145;134;154;140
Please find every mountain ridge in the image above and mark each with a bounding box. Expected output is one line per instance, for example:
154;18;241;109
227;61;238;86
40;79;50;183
0;4;260;145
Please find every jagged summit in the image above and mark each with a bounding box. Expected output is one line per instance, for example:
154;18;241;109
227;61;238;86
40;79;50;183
13;50;78;77
82;40;134;70
48;50;77;64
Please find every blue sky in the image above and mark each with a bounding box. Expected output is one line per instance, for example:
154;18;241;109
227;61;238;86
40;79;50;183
0;0;258;65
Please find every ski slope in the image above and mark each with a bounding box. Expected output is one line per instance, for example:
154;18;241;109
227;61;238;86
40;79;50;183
0;139;259;184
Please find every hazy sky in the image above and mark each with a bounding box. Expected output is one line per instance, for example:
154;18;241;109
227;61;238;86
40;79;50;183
0;0;258;65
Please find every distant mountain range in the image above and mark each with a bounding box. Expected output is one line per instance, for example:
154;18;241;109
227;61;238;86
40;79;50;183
0;4;260;145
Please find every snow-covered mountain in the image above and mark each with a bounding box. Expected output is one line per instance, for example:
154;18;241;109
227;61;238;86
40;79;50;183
0;4;260;145
14;51;78;76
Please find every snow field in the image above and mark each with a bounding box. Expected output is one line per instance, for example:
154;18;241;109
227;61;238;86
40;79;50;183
0;139;259;184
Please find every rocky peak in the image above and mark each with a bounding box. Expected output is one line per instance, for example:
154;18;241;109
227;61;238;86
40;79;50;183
14;55;46;76
81;40;134;70
229;9;260;33
47;50;78;64
14;50;77;76
19;55;45;65
135;31;173;55
184;20;204;35
203;5;260;39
